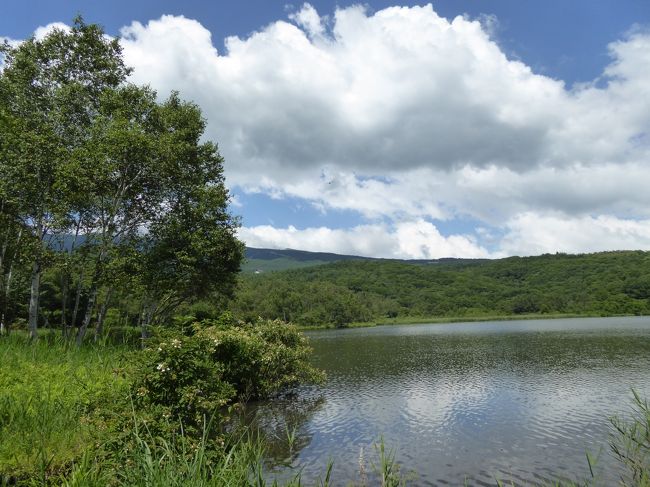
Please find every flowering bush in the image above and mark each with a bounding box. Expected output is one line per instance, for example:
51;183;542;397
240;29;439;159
198;315;325;400
132;315;324;431
134;333;236;431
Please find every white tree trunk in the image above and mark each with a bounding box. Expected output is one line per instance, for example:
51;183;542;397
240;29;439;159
28;260;41;340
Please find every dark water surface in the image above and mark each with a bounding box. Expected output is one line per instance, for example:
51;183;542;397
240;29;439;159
253;317;650;486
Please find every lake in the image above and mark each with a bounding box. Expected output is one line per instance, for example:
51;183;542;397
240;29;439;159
250;316;650;485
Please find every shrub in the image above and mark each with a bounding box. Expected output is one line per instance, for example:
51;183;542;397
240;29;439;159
133;333;236;433
132;314;324;433
198;316;325;400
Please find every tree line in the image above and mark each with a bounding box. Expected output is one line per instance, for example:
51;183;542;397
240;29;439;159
0;18;243;342
228;251;650;327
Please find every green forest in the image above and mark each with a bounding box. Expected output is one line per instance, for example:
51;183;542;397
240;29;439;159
231;251;650;327
0;19;243;343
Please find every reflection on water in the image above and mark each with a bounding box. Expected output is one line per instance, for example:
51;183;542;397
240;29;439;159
241;394;326;470
251;317;650;485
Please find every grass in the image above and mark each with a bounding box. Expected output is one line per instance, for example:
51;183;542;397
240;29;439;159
0;335;297;486
610;390;650;487
0;335;133;483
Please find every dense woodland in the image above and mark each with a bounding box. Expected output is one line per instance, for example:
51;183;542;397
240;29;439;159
230;251;650;327
0;19;243;342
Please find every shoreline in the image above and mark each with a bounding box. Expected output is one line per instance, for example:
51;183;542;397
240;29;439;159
297;312;642;331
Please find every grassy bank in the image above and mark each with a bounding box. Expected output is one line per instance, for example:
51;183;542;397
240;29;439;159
0;336;133;482
0;317;325;486
0;335;282;485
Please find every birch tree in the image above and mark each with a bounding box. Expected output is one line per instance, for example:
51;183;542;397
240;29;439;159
0;18;129;338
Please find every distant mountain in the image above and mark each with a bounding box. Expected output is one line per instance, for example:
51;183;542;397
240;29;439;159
242;247;367;273
241;247;489;273
245;247;371;263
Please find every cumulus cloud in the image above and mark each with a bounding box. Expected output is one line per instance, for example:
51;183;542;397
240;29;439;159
239;213;650;259
119;5;570;183
239;220;491;259
6;6;650;257
33;22;70;40
499;213;650;256
0;36;20;47
251;161;650;226
119;6;649;184
288;3;327;39
115;7;650;231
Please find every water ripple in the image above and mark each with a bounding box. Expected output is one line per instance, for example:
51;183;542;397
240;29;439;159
252;317;650;485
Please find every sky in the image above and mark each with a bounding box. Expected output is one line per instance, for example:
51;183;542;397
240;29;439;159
2;1;650;259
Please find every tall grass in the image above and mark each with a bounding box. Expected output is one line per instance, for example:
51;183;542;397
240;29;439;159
0;335;337;486
610;390;650;487
0;335;132;483
61;412;333;487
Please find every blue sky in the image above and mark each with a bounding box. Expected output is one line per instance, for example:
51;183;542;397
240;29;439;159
3;1;650;258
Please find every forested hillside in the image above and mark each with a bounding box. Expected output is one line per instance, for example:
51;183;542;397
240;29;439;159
241;247;367;273
241;246;488;273
230;251;650;327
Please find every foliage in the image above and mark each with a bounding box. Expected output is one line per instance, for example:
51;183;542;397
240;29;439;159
0;315;324;485
197;314;326;399
0;17;132;338
133;333;236;433
0;335;133;482
67;421;275;487
0;19;243;340
230;251;650;327
133;315;325;432
610;390;650;486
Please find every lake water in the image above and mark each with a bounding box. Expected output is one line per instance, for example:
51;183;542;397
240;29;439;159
251;317;650;486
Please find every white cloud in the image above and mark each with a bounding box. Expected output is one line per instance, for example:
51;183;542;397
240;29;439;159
0;36;20;47
0;36;20;70
117;7;650;217
5;7;650;258
245;160;650;226
500;213;650;256
33;22;70;40
119;5;577;183
229;193;243;208
239;220;491;259
451;161;650;223
289;3;327;39
1;22;71;49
